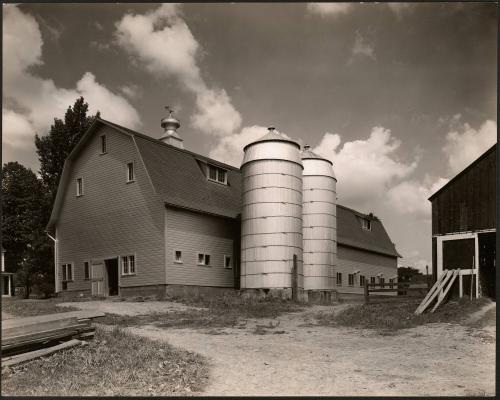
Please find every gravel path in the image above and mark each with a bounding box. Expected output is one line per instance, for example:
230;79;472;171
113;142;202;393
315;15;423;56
57;300;202;315
72;300;496;396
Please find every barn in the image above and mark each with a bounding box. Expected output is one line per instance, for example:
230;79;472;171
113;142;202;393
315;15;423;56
47;112;399;300
429;144;496;299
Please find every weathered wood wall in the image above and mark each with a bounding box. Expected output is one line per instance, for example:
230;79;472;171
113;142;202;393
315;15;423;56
431;145;496;236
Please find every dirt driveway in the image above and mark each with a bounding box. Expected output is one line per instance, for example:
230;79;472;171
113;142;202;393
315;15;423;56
65;300;495;396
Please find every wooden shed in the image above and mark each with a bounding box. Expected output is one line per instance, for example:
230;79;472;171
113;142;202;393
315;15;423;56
429;144;496;298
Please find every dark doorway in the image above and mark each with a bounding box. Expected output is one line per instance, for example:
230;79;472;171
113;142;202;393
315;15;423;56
105;258;119;296
479;232;496;299
442;238;475;297
443;238;475;269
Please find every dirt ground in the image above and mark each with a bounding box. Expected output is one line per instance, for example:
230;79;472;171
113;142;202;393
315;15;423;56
58;300;203;315
62;300;496;396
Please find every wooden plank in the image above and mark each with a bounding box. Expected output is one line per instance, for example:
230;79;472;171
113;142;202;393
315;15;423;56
415;271;448;314
431;270;459;313
459;274;463;298
2;310;104;331
415;270;451;315
2;317;81;339
2;322;89;346
2;326;93;351
1;339;82;367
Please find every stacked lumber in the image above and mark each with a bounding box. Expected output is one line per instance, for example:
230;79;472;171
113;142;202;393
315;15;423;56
1;310;104;365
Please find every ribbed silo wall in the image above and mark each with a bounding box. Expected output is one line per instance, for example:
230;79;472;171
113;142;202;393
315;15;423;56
302;158;337;290
240;142;303;289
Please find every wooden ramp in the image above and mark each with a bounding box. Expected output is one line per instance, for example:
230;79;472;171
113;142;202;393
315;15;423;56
415;270;459;315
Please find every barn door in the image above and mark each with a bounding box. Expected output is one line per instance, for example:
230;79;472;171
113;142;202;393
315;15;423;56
91;263;105;297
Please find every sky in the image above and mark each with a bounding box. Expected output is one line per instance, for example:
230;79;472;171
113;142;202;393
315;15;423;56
2;2;498;273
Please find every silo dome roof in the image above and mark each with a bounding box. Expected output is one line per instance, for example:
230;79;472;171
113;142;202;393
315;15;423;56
301;145;333;165
243;127;300;151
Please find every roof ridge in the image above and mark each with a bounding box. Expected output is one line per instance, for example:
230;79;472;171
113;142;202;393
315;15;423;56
98;117;240;171
428;142;497;201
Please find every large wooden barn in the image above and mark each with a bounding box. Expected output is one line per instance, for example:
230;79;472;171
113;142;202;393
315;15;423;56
429;144;496;298
47;116;399;299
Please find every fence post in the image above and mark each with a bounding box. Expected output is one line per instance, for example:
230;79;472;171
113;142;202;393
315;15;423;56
364;281;369;304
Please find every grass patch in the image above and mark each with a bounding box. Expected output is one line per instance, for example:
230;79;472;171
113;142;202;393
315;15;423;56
2;298;78;318
99;296;303;329
314;297;492;332
1;326;209;396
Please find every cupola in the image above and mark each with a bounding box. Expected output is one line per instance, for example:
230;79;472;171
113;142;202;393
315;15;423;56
160;106;184;149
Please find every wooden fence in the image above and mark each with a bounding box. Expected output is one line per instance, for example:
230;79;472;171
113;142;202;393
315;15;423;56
364;281;431;304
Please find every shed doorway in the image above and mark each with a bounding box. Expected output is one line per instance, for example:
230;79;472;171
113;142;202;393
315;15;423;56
479;232;495;299
105;258;119;296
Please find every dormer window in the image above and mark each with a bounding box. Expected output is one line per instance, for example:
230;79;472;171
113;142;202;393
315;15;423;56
207;164;227;184
361;218;371;230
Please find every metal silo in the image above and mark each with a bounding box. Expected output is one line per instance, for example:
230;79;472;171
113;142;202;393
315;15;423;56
240;127;303;292
301;145;337;291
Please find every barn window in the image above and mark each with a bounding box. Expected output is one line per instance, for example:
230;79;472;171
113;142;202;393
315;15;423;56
336;272;342;286
224;255;232;269
389;278;395;288
84;262;90;280
359;275;365;287
197;253;211;266
126;162;135;182
379;277;385;287
174;250;183;264
100;135;107;154
207;164;227;185
61;263;74;289
348;274;354;286
370;276;376;285
360;218;371;230
121;255;135;275
76;178;84;196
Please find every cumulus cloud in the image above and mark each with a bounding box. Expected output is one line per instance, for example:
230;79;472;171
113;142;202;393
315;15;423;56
443;119;497;174
313;126;418;209
2;109;36;149
351;31;376;61
386;177;449;219
208;125;270;167
115;4;241;136
307;3;352;17
119;84;142;99
2;5;141;152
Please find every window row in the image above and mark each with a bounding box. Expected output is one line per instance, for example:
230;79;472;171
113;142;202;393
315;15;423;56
60;255;136;289
76;163;135;196
335;273;396;287
174;250;232;269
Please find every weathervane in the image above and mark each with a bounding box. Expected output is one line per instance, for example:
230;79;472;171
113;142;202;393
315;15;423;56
165;105;174;117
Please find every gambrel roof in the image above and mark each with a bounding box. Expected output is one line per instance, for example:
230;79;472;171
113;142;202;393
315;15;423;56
337;204;401;258
47;117;400;258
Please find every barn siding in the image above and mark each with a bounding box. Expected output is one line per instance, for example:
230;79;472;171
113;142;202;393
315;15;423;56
56;125;165;293
335;245;397;294
165;206;239;287
431;146;496;236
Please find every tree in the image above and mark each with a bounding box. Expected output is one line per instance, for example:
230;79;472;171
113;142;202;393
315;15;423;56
398;266;425;283
35;96;99;203
1;162;50;297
